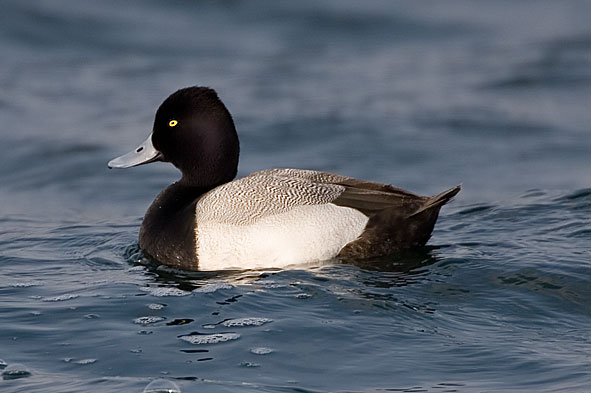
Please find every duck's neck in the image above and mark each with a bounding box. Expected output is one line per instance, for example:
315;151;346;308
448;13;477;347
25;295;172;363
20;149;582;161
138;181;211;270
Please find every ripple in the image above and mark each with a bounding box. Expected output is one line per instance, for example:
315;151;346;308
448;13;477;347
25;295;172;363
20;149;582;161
568;229;591;239
179;332;240;345
255;280;287;289
222;317;273;327
457;204;495;216
560;188;591;201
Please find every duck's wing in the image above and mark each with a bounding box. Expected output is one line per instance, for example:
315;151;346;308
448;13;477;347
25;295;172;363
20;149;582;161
195;170;348;225
249;168;430;216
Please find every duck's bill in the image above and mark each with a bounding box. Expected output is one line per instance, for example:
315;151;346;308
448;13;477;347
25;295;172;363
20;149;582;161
108;134;162;169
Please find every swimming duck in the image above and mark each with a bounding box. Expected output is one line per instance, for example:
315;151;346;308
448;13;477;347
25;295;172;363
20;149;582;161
108;87;460;271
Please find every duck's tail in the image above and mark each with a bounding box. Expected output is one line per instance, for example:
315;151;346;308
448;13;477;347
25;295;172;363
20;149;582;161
409;185;462;218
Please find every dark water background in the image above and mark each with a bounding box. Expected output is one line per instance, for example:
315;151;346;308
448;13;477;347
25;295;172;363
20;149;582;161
1;1;591;392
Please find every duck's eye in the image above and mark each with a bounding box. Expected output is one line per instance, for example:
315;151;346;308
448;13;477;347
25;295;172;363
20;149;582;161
168;120;178;127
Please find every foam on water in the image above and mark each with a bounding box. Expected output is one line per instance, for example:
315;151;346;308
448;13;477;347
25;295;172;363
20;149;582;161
41;294;79;302
134;316;166;325
192;283;234;293
250;347;274;355
222;318;273;327
239;362;261;368
75;359;97;365
141;287;191;297
10;282;43;288
179;333;241;345
2;364;32;380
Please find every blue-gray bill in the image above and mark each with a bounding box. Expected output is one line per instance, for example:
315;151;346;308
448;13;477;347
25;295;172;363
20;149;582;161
107;134;161;168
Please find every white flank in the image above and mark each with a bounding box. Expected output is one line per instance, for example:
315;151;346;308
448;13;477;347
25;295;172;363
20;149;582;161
195;204;368;270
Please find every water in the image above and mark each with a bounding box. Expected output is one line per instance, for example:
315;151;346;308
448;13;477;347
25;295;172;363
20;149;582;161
1;0;591;391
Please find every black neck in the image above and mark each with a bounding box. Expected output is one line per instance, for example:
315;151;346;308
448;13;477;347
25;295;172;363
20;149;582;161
139;182;210;270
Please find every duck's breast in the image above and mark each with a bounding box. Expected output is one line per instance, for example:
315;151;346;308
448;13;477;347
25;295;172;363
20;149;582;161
195;203;368;270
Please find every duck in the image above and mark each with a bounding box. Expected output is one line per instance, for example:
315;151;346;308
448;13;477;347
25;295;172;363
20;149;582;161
108;86;461;271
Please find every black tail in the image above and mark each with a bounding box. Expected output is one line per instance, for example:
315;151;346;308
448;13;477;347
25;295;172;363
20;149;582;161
408;185;461;218
337;184;461;260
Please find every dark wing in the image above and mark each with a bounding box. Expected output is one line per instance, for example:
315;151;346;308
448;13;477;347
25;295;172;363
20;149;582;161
331;186;426;216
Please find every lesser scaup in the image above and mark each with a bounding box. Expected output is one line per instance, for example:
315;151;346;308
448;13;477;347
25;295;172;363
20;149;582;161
108;87;460;271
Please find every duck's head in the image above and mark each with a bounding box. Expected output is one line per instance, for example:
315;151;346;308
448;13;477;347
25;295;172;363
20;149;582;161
108;86;239;187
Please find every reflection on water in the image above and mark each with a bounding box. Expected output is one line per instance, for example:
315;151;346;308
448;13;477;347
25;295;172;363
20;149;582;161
127;241;441;290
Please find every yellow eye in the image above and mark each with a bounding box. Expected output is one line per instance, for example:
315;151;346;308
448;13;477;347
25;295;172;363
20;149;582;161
169;120;178;127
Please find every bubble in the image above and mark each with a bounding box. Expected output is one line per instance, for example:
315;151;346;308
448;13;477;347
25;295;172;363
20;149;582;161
222;318;272;327
134;316;166;325
148;303;166;310
179;333;240;345
143;378;181;393
2;363;32;380
250;347;274;355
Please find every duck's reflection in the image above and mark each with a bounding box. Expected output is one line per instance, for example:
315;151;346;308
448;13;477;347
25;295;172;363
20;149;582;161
340;245;440;274
126;242;443;293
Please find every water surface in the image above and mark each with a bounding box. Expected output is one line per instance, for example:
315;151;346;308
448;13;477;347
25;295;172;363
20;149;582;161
1;1;590;392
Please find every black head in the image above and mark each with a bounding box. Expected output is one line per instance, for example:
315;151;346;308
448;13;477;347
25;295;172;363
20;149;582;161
108;86;240;188
152;87;239;186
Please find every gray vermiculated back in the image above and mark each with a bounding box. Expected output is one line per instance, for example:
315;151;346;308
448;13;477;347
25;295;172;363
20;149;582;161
196;169;346;225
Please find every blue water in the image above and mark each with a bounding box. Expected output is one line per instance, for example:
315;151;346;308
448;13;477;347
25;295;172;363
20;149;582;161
1;1;591;392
